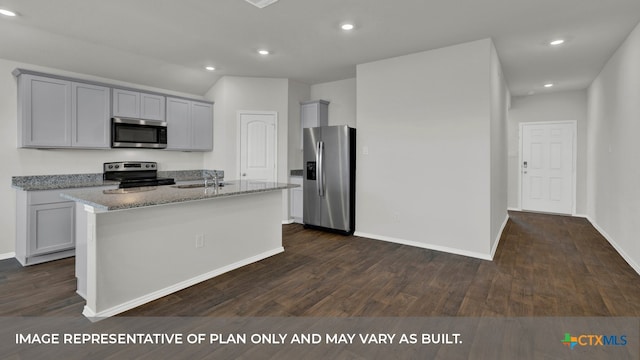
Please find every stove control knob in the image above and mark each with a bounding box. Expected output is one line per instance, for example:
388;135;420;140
146;164;150;168
108;165;113;169
115;165;120;169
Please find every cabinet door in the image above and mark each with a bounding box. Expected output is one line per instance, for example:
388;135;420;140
301;102;319;128
112;88;140;118
166;97;191;150
191;102;213;151
140;93;165;121
20;75;72;147
291;188;303;223
72;82;110;148
28;202;75;256
300;100;329;149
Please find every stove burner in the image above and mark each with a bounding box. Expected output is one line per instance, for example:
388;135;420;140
103;161;175;189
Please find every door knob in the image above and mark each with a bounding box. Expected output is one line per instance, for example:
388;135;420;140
242;173;247;177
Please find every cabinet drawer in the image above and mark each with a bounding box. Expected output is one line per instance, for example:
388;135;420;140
28;189;69;205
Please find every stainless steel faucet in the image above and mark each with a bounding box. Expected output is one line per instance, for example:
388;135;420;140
204;171;219;188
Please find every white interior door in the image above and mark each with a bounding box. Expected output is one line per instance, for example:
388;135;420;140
239;112;277;182
520;122;575;214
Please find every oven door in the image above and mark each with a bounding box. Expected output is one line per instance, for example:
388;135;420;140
111;118;167;148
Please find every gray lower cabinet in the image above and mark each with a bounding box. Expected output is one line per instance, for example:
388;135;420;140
166;97;213;151
16;189;76;266
289;176;303;223
17;74;110;149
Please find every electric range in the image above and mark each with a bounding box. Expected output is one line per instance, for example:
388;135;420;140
103;161;175;189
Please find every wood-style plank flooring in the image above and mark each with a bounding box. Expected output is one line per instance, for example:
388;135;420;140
2;211;640;317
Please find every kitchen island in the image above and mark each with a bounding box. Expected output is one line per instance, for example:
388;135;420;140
60;181;296;319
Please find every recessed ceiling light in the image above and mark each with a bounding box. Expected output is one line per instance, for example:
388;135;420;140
549;39;565;46
0;8;17;17
258;49;270;55
245;0;279;8
341;23;354;31
544;83;554;88
205;66;215;71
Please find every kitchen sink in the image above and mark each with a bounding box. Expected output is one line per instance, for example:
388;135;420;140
171;183;225;189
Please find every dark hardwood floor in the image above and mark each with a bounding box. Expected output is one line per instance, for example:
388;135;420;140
2;211;640;317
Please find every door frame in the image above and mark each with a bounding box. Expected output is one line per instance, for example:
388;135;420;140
518;120;577;215
236;110;278;181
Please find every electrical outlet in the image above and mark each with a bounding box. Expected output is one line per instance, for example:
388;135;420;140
195;234;205;248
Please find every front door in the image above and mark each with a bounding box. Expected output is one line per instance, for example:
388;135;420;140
520;122;575;214
239;111;277;182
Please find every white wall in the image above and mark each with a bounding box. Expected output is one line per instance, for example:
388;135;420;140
356;39;500;259
310;78;357;128
284;77;357;171
203;76;289;181
202;76;290;221
489;43;510;254
507;90;588;213
587;21;640;273
0;58;206;257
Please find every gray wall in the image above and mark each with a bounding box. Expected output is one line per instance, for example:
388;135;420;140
587;21;640;273
355;38;503;259
489;43;510;254
310;78;357;128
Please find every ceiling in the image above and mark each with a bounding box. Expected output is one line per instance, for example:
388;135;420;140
0;0;639;96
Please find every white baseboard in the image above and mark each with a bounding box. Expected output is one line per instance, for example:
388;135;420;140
83;247;285;320
282;219;295;225
586;216;640;276
507;207;521;212
490;214;510;260
354;232;492;261
0;252;15;261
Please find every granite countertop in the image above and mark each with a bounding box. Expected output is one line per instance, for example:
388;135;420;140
11;169;225;191
60;180;298;212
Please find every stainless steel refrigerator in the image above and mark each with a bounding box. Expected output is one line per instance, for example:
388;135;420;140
303;125;356;235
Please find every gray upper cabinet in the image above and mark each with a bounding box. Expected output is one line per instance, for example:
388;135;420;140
14;69;210;151
191;101;214;151
72;82;110;148
18;74;110;149
141;93;165;120
300;100;329;149
19;74;72;147
113;88;165;121
166;97;213;151
112;89;139;118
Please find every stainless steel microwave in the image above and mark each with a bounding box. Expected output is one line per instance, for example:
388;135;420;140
111;117;168;149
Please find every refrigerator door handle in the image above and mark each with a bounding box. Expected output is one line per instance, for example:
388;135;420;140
317;141;325;197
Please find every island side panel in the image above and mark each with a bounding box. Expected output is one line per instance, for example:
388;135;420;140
83;190;283;317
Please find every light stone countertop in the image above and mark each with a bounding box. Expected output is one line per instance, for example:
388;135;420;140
11;169;224;191
60;180;298;212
